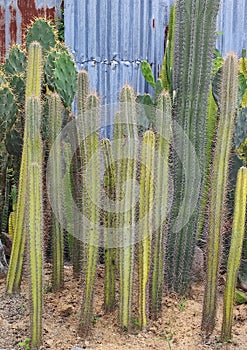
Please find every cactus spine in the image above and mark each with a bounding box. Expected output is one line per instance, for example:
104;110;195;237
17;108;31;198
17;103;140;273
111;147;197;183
150;91;171;317
79;93;101;333
138;130;155;330
115;85;138;330
166;0;221;293
48;93;64;290
101;138;116;312
221;167;247;341
202;53;239;335
6;42;42;293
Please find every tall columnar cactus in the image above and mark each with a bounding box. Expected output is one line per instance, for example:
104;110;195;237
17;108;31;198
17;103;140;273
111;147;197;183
101;138;116;312
26;95;43;349
150;91;171;317
6;42;42;293
221;167;247;341
79;93;101;333
138;130;155;330
202;52;239;335
47;93;64;290
166;0;221;293
114;85;138;330
71;70;90;277
197;87;218;239
62;141;74;261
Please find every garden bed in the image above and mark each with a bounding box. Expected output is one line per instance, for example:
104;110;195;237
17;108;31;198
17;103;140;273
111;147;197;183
0;265;246;350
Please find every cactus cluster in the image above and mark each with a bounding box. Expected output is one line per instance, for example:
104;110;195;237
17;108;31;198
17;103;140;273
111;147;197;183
1;8;246;349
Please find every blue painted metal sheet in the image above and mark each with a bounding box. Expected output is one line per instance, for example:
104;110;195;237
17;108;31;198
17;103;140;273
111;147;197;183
64;0;247;106
64;0;174;104
216;0;247;57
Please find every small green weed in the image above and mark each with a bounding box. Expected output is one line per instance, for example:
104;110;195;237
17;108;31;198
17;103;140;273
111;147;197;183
18;338;31;350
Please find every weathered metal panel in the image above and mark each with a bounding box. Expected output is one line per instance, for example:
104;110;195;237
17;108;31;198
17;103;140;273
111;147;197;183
0;0;62;61
64;0;174;105
64;0;247;108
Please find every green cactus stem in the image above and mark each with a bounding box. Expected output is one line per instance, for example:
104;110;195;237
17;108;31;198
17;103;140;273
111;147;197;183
221;167;247;341
115;85;138;330
6;42;42;293
77;70;89;114
101;138;116;312
47;93;64;291
79;93;101;333
26;96;43;349
71;69;90;277
62;142;74;261
150;91;171;318
166;0;221;294
202;52;239;335
138;130;155;330
197;87;218;239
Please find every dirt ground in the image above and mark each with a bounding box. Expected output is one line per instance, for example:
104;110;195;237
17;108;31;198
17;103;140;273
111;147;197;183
0;265;246;350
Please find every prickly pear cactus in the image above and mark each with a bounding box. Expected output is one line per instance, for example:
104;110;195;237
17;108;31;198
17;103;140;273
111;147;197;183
4;45;27;75
0;84;18;138
54;52;77;108
26;18;57;52
8;73;26;105
44;49;61;91
0;71;7;84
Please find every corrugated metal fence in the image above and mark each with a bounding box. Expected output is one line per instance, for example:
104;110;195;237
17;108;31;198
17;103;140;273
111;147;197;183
64;0;247;106
217;0;247;57
64;0;174;104
0;0;61;61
